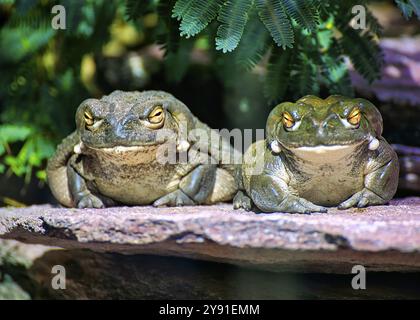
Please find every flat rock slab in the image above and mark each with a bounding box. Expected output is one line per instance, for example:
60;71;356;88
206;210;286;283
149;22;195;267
1;198;420;273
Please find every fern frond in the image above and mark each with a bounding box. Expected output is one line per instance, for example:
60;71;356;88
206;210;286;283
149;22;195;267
234;12;270;69
172;0;194;21
6;8;50;29
365;7;383;35
319;42;354;96
338;28;382;83
156;0;181;54
395;0;420;19
325;63;354;97
215;0;253;53
172;0;222;38
264;49;293;102
282;0;319;32
291;52;319;98
256;0;294;49
312;0;337;20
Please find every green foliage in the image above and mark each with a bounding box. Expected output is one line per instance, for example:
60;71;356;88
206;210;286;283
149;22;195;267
0;0;117;182
263;48;293;102
282;0;319;32
256;0;293;49
150;0;413;102
234;9;269;70
215;0;253;53
395;0;420;19
0;0;418;185
175;0;223;38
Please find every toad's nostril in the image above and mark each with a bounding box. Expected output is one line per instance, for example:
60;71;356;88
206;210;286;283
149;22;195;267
321;113;340;129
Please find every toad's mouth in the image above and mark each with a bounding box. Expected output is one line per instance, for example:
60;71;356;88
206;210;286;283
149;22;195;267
293;143;361;154
281;137;370;152
99;144;160;153
78;141;167;155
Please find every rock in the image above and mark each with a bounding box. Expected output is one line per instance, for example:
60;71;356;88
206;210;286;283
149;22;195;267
1;199;420;274
351;37;420;107
3;238;420;299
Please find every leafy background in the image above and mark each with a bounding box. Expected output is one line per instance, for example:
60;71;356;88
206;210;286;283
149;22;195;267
0;0;419;204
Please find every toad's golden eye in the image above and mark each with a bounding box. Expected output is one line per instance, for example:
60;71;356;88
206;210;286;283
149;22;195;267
348;107;361;126
147;106;165;127
282;111;295;129
84;111;94;126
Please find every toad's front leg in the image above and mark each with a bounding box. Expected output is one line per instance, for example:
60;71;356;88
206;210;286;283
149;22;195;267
339;139;399;209
249;173;327;214
153;164;217;207
67;155;105;208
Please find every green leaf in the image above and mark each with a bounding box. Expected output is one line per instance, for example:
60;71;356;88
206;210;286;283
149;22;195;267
264;48;293;102
291;52;319;98
0;125;32;144
176;0;222;38
338;28;382;83
365;7;383;35
395;0;420;19
215;0;253;53
172;0;194;20
0;0;15;5
282;0;319;32
409;0;420;17
256;0;294;49
0;27;54;64
36;169;47;181
317;28;333;50
234;11;270;69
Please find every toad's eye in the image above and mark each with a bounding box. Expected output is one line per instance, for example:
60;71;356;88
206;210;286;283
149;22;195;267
282;111;295;130
146;106;165;129
84;110;94;126
347;107;361;126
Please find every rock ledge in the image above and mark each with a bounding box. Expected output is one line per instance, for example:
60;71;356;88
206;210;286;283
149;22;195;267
1;198;420;273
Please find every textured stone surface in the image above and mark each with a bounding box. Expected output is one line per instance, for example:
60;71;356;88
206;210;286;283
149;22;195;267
2;238;420;299
1;198;420;273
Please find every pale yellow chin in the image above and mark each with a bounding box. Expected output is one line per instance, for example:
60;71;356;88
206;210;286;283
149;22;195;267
100;145;151;153
294;144;356;154
291;142;364;163
87;144;162;165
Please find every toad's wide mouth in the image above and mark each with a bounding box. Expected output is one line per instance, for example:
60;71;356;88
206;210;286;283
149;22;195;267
282;138;368;151
293;143;361;154
83;141;166;154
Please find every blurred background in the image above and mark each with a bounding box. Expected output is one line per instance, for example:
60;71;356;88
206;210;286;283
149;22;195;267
0;0;419;206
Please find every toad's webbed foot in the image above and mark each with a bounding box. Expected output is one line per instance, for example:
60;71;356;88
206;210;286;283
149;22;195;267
233;190;252;211
270;194;328;214
250;174;327;214
338;188;386;209
76;192;105;209
153;189;195;207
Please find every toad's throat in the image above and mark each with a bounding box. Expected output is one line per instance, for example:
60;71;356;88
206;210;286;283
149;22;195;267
287;142;367;206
